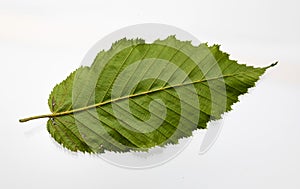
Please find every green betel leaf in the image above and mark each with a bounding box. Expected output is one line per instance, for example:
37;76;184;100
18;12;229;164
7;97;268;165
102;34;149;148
19;36;277;153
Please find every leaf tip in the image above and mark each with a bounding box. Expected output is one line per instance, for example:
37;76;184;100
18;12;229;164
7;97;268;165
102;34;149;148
265;61;278;70
270;61;278;67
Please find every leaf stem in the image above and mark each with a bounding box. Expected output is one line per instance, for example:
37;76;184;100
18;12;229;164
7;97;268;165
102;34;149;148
19;114;55;122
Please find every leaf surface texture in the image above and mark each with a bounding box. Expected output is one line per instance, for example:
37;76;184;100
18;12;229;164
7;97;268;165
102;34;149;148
45;36;275;153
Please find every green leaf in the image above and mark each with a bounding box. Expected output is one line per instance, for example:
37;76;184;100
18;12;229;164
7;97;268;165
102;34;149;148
19;36;277;153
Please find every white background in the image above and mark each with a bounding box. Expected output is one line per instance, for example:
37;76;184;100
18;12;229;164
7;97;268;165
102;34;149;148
1;0;300;188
